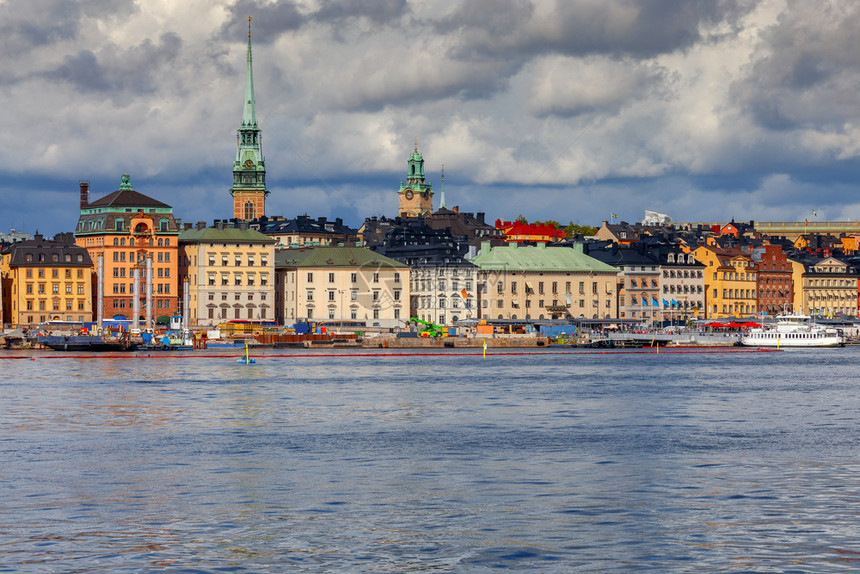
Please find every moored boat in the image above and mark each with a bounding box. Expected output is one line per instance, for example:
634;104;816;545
38;334;138;352
740;312;843;348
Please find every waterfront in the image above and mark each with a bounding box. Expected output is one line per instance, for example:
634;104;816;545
2;347;859;572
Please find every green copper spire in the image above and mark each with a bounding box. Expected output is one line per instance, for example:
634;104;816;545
231;16;268;212
243;17;256;127
439;164;446;209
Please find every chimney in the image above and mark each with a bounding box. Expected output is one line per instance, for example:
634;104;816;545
477;212;485;224
197;221;206;230
79;182;89;209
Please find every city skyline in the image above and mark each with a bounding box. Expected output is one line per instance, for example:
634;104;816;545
2;0;860;236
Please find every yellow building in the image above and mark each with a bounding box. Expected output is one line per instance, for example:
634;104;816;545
1;234;93;327
789;256;858;317
178;223;277;326
694;245;757;318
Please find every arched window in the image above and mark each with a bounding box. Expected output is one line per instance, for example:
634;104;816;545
158;238;163;247
244;201;255;220
165;239;170;246
113;238;119;246
116;220;124;232
120;238;125;246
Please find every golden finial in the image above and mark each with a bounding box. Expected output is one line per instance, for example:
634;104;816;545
248;17;252;38
441;163;445;181
414;137;418;152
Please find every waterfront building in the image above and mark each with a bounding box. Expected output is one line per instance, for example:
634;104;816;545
397;141;433;217
370;218;477;325
178;222;276;326
75;175;181;326
252;215;358;248
748;243;794;315
470;242;619;321
789;255;858;317
587;242;705;324
693;245;758;318
275;246;409;328
230;19;268;221
0;233;93;327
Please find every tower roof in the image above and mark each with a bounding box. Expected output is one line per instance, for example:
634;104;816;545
243;17;256;127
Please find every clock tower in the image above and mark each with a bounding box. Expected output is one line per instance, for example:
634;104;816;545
397;139;433;217
230;18;268;221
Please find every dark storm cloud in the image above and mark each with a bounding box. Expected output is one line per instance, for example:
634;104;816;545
0;0;137;55
734;0;860;131
44;32;182;95
314;0;409;25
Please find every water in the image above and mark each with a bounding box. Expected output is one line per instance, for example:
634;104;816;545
2;347;859;572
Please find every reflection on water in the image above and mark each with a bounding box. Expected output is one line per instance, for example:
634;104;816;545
1;348;859;572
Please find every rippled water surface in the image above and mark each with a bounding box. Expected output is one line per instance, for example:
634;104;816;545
2;347;859;572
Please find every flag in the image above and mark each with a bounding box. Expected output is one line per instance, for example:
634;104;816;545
611;213;618;218
642;295;648;306
663;299;670;307
652;297;659;307
460;289;468;299
812;210;817;216
671;298;678;307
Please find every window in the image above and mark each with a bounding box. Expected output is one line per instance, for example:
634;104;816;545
373;273;379;283
394;290;401;301
329;272;335;283
307;273;314;282
394;272;400;283
235;255;242;266
328;291;335;301
307;290;314;301
351;273;357;283
372;290;380;301
373;309;379;320
350;290;358;301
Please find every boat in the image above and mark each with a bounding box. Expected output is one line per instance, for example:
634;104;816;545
740;312;844;348
38;334;138;352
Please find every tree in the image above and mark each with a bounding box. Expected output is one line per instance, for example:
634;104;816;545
564;222;598;237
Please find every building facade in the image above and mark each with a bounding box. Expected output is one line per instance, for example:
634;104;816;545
694;245;758;318
1;234;93;327
75;175;181;326
275;247;409;329
230;20;268;220
790;256;858;317
470;242;619;321
178;223;277;326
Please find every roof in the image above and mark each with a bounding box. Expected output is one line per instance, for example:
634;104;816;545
86;188;171;209
275;246;408;269
178;227;276;244
5;235;93;268
471;243;619;273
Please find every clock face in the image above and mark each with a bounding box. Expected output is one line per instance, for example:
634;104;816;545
244;160;254;169
404;189;414;200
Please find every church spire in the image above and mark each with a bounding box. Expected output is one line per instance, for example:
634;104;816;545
243;17;256;127
230;17;268;221
439;164;446;209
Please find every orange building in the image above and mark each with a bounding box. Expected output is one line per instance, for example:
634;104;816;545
75;175;181;327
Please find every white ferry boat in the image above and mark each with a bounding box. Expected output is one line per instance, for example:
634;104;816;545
740;312;844;348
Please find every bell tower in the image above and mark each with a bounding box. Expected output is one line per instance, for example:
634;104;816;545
230;17;268;220
397;139;433;217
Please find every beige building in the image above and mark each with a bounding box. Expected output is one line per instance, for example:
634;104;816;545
178;224;277;326
1;234;93;327
275;247;409;329
790;256;858;317
470;242;620;320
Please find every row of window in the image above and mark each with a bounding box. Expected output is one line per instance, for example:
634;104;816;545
24;283;86;295
307;308;392;321
24;299;86;311
207;253;269;267
112;283;172;294
414;280;473;292
112;236;171;246
112;267;172;278
24;269;85;279
23;253;85;263
664;285;703;294
487;281;604;295
306;289;401;302
112;251;171;263
662;269;703;278
207;273;269;287
304;272;401;284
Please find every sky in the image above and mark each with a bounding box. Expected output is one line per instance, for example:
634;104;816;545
2;0;860;237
